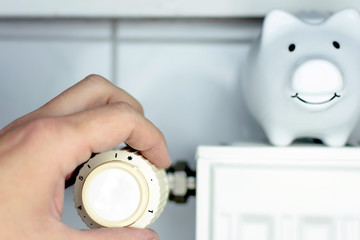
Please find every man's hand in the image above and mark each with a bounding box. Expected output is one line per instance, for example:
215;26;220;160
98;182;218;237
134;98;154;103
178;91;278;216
0;75;171;240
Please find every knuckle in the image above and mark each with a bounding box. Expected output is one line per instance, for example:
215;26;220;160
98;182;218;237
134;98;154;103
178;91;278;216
135;101;145;116
83;74;111;86
112;102;137;115
82;74;145;116
158;129;166;142
154;127;167;146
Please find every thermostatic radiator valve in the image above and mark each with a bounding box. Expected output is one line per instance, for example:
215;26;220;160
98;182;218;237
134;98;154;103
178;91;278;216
73;148;196;229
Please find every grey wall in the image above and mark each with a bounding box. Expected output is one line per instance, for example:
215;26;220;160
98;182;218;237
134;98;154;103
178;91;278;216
2;18;360;240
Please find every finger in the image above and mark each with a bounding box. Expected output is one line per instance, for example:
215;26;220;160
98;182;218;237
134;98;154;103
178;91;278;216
0;102;170;172
64;102;171;169
45;102;171;174
1;74;143;135
74;227;159;240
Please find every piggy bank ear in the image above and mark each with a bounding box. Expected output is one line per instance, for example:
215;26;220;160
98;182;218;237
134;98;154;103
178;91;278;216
325;8;360;35
261;10;303;43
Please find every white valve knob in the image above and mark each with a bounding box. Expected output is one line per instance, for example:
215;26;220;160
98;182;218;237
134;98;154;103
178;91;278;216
73;148;169;228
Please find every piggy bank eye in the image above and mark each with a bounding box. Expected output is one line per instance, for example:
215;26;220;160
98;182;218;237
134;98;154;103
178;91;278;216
333;41;340;49
288;43;296;52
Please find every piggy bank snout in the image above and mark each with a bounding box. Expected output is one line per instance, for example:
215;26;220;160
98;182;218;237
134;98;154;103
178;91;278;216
291;59;343;95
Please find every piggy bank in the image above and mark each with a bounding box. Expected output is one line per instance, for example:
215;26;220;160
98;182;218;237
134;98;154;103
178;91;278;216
243;9;360;147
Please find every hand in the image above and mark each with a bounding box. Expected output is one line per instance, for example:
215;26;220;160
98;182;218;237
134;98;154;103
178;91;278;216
0;75;171;240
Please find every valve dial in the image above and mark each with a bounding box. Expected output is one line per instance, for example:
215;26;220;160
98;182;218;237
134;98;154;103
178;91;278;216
74;148;169;228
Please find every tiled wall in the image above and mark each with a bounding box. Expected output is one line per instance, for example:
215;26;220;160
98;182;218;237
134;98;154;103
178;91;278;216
2;18;360;239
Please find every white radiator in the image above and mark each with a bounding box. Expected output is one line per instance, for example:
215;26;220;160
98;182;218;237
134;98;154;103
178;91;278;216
196;143;360;240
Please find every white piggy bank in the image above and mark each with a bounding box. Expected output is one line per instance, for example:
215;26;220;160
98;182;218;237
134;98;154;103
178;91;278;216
243;9;360;147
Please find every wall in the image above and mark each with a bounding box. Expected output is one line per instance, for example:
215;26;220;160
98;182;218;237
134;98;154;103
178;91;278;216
0;18;265;240
0;0;359;17
2;13;360;240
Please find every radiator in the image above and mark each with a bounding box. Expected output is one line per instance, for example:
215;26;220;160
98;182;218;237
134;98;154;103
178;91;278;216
196;143;360;240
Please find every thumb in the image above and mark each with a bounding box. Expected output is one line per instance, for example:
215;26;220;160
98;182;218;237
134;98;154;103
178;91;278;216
74;227;159;240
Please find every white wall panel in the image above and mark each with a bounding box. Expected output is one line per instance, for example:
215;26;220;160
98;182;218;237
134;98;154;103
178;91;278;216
0;18;266;240
0;20;111;39
4;16;359;240
0;20;113;230
116;19;264;240
116;19;264;162
0;0;359;17
117;19;261;40
0;20;112;129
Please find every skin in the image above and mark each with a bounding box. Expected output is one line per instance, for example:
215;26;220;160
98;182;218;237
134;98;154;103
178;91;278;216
0;74;171;240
